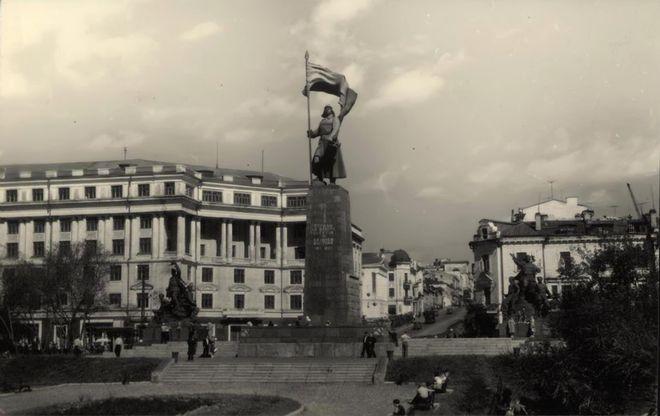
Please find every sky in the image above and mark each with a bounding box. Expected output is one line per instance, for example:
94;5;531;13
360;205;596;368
0;0;659;263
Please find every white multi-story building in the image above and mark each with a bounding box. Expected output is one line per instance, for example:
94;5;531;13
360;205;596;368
469;209;655;326
360;253;390;319
0;159;364;341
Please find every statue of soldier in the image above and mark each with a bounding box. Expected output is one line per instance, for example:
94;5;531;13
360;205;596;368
307;105;347;184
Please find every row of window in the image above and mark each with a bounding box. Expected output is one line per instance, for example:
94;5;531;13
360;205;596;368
120;293;302;310
109;265;303;285
5;187;307;207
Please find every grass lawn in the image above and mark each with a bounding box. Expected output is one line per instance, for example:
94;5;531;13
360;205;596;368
386;355;505;415
0;356;162;388
20;394;300;416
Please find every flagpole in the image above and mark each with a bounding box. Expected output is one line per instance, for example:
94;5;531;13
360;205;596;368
305;50;312;185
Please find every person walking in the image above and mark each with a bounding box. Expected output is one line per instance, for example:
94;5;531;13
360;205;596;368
187;330;197;361
366;332;377;358
113;336;123;358
160;322;170;344
400;332;411;358
360;332;369;358
391;399;406;416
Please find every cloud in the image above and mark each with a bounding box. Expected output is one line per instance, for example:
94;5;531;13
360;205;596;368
342;63;366;89
180;21;223;42
87;131;146;151
367;69;445;108
417;186;447;199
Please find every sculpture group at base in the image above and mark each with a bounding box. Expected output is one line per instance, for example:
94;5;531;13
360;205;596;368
502;254;551;320
155;262;199;322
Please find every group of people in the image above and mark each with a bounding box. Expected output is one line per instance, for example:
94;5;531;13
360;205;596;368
391;370;451;414
186;328;217;361
360;331;378;358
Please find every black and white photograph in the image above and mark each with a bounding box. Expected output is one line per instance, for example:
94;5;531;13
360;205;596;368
0;1;658;415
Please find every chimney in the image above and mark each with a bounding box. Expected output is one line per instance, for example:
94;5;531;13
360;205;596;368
535;212;543;231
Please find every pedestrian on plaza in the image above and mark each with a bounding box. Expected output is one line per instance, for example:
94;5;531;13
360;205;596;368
367;332;377;358
187;330;197;361
201;336;210;358
113;336;123;358
391;399;406;416
73;337;83;358
267;320;274;327
360;331;369;358
401;332;411;358
161;322;170;344
507;316;516;338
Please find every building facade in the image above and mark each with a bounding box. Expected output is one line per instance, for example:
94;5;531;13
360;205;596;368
360;253;390;319
0;160;364;341
469;210;655;325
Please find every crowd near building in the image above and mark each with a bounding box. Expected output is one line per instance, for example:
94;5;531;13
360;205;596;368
0;159;366;343
469;196;658;323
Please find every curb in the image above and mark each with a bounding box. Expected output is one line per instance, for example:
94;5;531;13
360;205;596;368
0;381;153;398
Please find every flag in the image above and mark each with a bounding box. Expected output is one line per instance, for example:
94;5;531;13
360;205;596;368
303;61;358;121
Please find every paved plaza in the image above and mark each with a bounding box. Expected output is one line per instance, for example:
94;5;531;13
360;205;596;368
0;381;449;416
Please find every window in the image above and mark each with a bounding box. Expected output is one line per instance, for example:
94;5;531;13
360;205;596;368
201;293;213;309
388;305;397;315
372;273;377;294
84;186;96;199
32;189;43;201
33;242;45;257
261;195;277;207
140;216;152;229
109;293;122;306
234;294;245;309
112;239;125;256
200;244;206;256
290;295;302;310
294;246;305;260
389;288;395;298
34;220;45;233
110;265;122;281
58;187;70;200
233;192;251;206
111;185;123;198
287;196;307;208
58;241;70;253
58;293;68;306
388;273;395;282
6;243;18;258
6;189;17;202
137;293;149;308
202;190;222;203
202;267;213;282
264;270;275;284
264;295;275;310
293;224;306;240
481;255;490;273
164;182;175;196
85;240;97;254
260;247;266;259
138;184;150;197
137;264;149;280
86;218;98;232
113;216;124;230
8;221;19;234
234;268;245;284
139;238;152;254
185;185;194;197
60;219;71;232
290;270;302;285
551;285;558;295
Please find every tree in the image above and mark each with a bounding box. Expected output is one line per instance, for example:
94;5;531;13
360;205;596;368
40;242;112;343
0;261;45;352
546;238;658;414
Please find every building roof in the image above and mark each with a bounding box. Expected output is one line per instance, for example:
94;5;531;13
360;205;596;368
389;249;411;267
362;252;384;265
0;159;307;188
478;217;649;239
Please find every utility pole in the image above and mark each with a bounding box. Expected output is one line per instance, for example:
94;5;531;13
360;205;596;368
261;149;264;178
215;142;219;169
547;180;555;200
123;147;128;160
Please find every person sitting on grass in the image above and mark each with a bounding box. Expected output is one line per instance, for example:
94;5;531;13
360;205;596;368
433;370;450;393
391;399;406;415
409;383;434;410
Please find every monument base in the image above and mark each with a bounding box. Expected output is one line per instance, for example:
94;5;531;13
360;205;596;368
238;324;393;358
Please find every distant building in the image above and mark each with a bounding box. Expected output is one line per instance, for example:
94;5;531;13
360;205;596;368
0;159;364;342
423;259;473;308
469;208;655;325
360;248;423;318
516;197;590;221
360;253;390;319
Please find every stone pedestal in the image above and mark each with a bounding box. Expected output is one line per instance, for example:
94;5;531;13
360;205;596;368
304;182;361;326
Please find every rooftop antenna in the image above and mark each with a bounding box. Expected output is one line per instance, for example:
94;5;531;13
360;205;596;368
215;142;219;169
547;180;555;200
123;147;127;160
261;149;264;177
651;185;656;211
